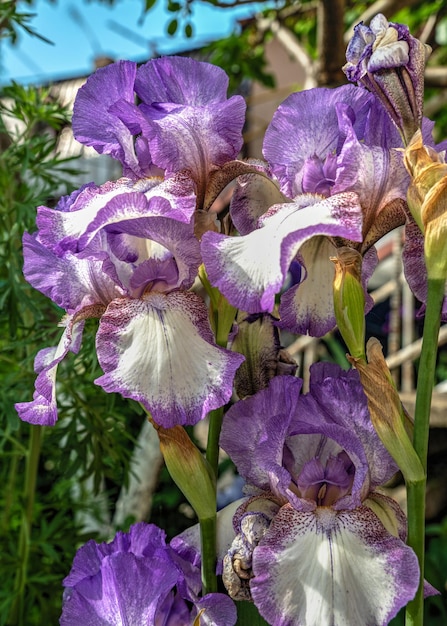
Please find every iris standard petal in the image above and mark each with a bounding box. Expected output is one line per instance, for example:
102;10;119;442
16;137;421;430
95;291;244;427
250;504;419;626
72;60;144;176
263;85;374;197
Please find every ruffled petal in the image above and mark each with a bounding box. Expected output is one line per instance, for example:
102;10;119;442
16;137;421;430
61;553;178;626
250;504;419;626
15;318;84;426
220;376;302;495
201;192;363;314
37;176;196;255
22;232;122;311
263;85;373;196
72;61;145;177
95;292;244;427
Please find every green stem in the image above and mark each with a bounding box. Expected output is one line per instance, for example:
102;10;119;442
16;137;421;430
8;425;43;625
206;407;224;479
200;515;218;594
405;277;445;626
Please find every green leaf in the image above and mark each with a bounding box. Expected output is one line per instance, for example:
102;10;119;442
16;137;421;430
167;18;178;36
144;0;157;10
184;22;193;38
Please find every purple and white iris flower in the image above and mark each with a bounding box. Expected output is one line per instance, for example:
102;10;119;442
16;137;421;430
202;84;409;336
219;364;420;626
73;56;246;211
15;55;248;429
61;522;237;626
15;180;244;428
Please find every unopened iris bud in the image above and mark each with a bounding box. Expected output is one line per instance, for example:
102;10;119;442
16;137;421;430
331;247;366;360
404;130;447;280
343;13;431;145
154;422;216;521
231;312;297;399
348;338;424;484
198;264;237;347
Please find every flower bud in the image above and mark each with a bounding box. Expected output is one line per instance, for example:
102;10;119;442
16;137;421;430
348;338;424;484
344;13;431;145
404;130;447;280
331;247;366;360
155;422;216;521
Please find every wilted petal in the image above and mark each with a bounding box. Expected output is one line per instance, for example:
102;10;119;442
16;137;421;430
15;319;84;426
202;192;363;314
95;291;244;427
250;504;419;626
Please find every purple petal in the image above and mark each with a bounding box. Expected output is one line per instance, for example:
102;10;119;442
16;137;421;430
263;85;374;196
37;176;196;255
72;61;145;177
132;57;246;181
403;219;447;321
250;504;419;626
22;232;122;312
194;594;237;626
202;192;363;314
220;376;302;496
15;319;84;426
61;553;178;626
95;291;244;427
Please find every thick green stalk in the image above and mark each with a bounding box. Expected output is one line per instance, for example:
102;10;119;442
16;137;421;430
200;515;218;594
405;277;445;626
8;425;43;625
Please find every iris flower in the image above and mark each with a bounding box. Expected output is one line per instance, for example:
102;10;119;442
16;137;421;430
72;56;246;211
219;364;421;626
202;84;409;336
61;522;236;626
15;57;247;428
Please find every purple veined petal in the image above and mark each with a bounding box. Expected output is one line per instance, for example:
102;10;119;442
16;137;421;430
250;504;419;626
38;176;196;255
403;220;447;321
15;318;84;426
22;232;123;312
230;164;287;235
139;97;246;178
220;376;302;495
61;552;178;626
333;104;408;243
263;85;374;197
72;60;147;177
135;56;233;106
194;593;237;626
95;291;244;427
306;362;398;488
77;175;198;252
202;192;363;315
